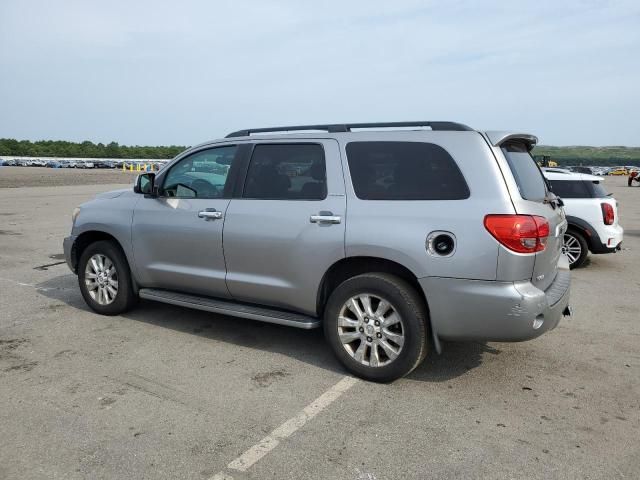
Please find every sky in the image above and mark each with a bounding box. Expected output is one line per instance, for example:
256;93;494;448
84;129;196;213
1;0;639;147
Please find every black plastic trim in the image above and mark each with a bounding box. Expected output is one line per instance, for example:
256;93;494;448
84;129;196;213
231;143;253;198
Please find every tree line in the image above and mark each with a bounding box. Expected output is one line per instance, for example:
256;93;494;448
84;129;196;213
533;146;640;166
0;139;187;159
1;138;639;165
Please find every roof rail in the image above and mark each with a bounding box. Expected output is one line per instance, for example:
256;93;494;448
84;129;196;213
225;121;473;138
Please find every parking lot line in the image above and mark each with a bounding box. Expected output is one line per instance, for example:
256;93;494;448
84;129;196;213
209;375;359;480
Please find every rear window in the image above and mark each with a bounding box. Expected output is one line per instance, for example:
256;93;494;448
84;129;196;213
549;180;590;198
345;141;469;200
502;143;547;201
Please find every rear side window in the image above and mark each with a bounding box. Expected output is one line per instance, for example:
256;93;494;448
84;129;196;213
549;179;610;199
345;141;469;200
588;181;609;198
549;180;590;198
502;143;547;201
243;144;326;200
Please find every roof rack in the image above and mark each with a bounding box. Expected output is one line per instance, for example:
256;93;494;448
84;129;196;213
225;121;473;138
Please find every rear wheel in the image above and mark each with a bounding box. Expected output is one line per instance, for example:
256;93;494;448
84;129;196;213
78;240;136;315
563;229;589;269
323;273;428;382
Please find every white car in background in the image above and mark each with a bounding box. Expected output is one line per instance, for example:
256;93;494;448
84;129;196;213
544;171;623;268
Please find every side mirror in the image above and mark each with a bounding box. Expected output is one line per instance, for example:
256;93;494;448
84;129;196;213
134;172;156;196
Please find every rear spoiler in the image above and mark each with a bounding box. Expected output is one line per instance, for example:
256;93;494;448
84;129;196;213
485;131;538;151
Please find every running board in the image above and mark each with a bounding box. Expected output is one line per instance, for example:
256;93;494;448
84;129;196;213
138;288;320;329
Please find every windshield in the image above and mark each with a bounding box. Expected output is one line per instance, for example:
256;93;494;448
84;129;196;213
502;143;547;201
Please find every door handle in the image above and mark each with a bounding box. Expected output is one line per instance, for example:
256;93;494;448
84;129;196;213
198;209;223;220
310;212;341;224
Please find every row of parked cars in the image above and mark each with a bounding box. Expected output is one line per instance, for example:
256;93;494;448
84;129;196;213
0;157;168;170
565;165;639;176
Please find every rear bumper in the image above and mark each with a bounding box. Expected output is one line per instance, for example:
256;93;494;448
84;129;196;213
591;224;623;254
63;235;77;273
420;268;570;343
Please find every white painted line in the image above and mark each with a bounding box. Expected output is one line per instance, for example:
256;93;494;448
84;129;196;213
0;276;57;292
209;474;234;480
209;375;358;480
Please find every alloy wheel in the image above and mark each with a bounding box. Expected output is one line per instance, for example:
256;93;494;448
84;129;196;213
562;233;582;266
84;253;119;305
337;294;405;367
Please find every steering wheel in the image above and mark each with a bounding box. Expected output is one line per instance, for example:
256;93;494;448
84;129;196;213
191;178;218;198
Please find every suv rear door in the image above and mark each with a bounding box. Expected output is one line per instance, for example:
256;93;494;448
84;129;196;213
222;139;346;315
493;136;566;290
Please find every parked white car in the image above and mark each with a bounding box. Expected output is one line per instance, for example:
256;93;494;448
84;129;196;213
545;171;623;268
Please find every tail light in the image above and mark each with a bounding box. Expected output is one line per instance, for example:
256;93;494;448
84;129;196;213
484;214;550;253
601;203;614;225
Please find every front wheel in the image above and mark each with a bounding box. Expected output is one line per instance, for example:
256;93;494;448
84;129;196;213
323;273;428;382
563;230;589;269
78;240;137;315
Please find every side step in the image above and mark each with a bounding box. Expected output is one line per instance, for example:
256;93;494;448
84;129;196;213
138;288;320;329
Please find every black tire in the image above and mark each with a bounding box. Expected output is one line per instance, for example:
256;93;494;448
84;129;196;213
323;273;428;382
564;229;589;270
78;240;137;315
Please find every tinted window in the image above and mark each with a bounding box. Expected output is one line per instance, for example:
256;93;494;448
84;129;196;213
346;141;469;200
571;166;593;174
549;180;590;198
588;181;609;198
502;143;547;201
162;145;237;198
243;144;326;200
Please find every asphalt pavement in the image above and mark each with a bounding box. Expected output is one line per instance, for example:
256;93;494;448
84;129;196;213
0;176;638;479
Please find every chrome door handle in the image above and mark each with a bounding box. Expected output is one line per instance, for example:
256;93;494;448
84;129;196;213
198;209;223;220
310;213;341;224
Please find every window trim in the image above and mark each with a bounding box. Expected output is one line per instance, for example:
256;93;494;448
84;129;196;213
345;140;470;201
239;142;328;201
158;144;240;199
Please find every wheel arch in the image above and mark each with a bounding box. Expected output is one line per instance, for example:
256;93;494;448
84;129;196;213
71;231;136;289
565;216;599;252
316;256;440;352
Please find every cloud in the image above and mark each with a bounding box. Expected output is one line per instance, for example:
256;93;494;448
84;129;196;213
1;0;638;145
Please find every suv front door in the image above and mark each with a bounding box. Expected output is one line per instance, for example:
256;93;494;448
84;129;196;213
223;140;346;315
132;144;239;297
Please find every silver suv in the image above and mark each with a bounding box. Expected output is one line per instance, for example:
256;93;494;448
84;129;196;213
63;121;571;382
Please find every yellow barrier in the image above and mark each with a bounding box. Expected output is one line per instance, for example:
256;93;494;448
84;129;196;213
121;162;159;172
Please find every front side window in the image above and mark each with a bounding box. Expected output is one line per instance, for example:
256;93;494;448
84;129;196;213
161;145;237;198
502;143;547;201
243;144;326;200
346;141;469;200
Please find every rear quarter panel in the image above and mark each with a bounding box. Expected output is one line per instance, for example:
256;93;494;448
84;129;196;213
340;131;514;280
486;140;565;289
